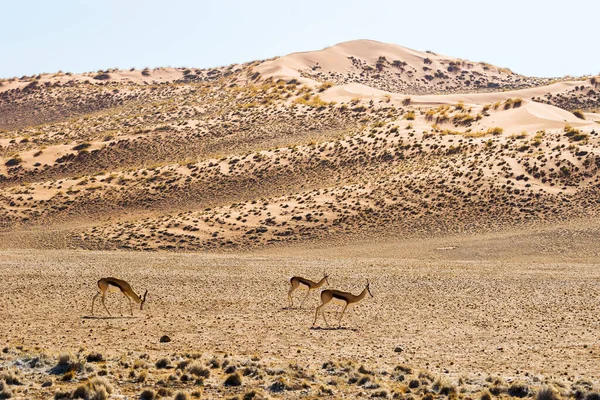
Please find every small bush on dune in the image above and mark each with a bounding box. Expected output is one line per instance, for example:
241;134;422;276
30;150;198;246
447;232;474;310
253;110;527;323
73;143;91;151
573;110;586;119
4;157;21;167
93;73;110;80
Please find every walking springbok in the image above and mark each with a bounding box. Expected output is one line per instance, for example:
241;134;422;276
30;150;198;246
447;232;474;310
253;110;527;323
288;272;330;308
313;280;373;327
92;277;148;316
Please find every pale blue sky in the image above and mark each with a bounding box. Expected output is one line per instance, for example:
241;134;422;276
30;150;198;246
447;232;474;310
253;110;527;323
2;0;598;79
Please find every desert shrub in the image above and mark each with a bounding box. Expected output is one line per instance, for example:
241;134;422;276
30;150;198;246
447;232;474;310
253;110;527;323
318;82;333;92
225;365;236;374
62;371;75;381
244;390;261;399
139;389;156;400
72;384;90;398
480;391;492;400
452;113;474;125
155;358;171;369
224;373;242;386
537;387;559;400
0;373;21;386
0;380;13;399
372;390;388;398
136;371;147;383
208;357;221;369
52;354;84;376
508;382;530;398
93;73;110;80
86;352;104;362
188;362;210;378
269;378;288;392
573;110;586;119
56;354;72;369
404;111;415;120
73;143;91;151
563;125;588;142
54;390;71;399
176;360;189;370
4;157;21;167
394;365;412;375
408;379;420;389
174;392;189;400
357;375;371;386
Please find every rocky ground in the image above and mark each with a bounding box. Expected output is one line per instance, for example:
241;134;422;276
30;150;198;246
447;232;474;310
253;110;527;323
2;223;600;399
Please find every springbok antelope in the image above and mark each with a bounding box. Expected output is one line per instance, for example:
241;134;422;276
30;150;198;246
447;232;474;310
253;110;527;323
313;280;373;327
288;272;330;308
91;277;148;316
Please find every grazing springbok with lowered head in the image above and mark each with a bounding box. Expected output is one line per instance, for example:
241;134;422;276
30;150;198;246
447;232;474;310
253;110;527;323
92;277;148;316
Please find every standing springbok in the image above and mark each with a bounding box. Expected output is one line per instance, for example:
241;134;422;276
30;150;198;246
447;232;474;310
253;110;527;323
92;277;148;316
288;272;330;308
313;280;373;327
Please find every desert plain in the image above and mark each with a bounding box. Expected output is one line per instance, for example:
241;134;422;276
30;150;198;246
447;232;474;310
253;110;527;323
1;40;600;399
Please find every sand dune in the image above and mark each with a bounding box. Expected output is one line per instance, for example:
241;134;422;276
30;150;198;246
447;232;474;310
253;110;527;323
257;39;485;81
